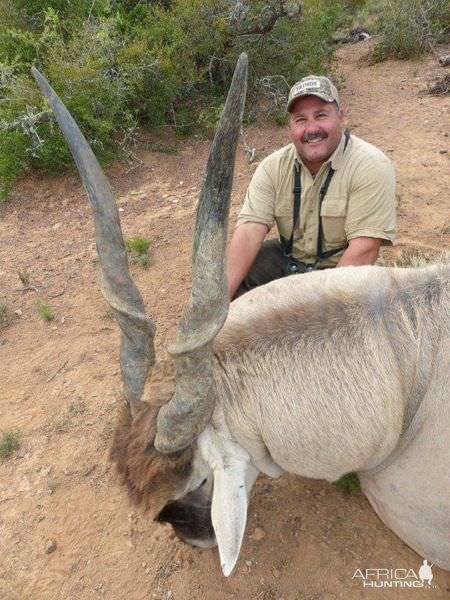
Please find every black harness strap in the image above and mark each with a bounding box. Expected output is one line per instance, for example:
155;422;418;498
280;162;301;257
282;130;351;263
316;129;351;260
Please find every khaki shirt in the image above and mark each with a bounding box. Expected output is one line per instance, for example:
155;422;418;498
237;133;396;267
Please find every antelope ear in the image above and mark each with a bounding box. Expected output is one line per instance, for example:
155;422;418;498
198;427;259;576
211;460;250;577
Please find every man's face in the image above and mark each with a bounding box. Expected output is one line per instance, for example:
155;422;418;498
289;95;344;174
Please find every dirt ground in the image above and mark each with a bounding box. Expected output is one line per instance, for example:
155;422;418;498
1;41;449;600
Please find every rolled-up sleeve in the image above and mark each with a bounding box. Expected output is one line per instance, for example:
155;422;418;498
345;155;396;244
236;161;275;230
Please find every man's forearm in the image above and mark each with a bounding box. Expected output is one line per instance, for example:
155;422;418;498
337;236;382;267
227;223;268;298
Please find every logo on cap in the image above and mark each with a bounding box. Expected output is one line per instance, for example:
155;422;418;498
287;75;339;111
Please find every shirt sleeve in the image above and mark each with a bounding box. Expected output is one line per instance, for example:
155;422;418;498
345;154;396;244
236;160;275;230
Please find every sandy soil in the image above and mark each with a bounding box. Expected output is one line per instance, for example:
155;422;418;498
0;41;449;600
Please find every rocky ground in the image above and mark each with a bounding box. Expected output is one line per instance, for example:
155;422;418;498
0;41;449;600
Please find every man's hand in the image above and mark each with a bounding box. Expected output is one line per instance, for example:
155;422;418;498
337;236;382;267
227;222;269;299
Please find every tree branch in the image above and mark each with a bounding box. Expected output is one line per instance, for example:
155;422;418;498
236;1;302;36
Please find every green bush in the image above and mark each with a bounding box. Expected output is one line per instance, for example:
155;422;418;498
0;0;350;198
125;236;151;256
335;472;361;495
36;300;54;321
368;0;450;61
125;236;152;268
0;430;20;459
0;130;28;198
0;301;13;327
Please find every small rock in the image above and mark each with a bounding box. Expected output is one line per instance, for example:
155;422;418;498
18;476;31;492
14;309;22;317
46;540;57;554
260;483;273;493
439;149;448;154
119;207;124;212
52;223;62;230
253;527;266;541
245;560;252;567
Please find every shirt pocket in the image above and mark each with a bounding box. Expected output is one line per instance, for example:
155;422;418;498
274;197;294;241
320;197;347;246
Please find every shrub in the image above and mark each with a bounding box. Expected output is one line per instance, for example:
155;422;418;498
368;0;450;61
125;236;151;256
335;472;361;495
0;301;13;327
0;430;20;459
36;300;54;321
125;236;152;267
0;0;350;196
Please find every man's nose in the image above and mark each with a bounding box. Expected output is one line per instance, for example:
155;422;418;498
303;121;322;137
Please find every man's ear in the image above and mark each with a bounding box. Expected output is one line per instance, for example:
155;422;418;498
198;428;259;576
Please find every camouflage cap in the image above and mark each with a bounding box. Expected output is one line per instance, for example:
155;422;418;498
287;75;340;112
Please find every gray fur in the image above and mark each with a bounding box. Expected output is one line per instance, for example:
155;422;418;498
211;263;450;569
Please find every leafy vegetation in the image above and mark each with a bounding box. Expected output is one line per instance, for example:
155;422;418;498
334;472;361;495
125;236;152;268
0;301;12;328
358;0;449;61
0;430;20;459
36;300;54;321
0;0;351;197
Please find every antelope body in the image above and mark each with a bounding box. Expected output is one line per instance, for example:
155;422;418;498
33;56;450;577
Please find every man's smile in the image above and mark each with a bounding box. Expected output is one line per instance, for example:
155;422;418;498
302;134;328;145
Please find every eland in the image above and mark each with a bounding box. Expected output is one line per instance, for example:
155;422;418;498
32;54;450;577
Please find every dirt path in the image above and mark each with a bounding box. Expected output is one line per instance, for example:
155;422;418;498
0;42;449;600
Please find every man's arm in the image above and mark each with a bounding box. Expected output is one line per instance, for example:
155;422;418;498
337;236;382;267
227;222;269;299
343;147;396;262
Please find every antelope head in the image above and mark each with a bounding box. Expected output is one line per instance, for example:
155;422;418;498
33;55;249;576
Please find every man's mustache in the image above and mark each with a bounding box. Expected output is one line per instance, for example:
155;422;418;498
302;133;328;142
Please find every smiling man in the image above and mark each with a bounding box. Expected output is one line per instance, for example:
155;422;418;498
227;75;396;299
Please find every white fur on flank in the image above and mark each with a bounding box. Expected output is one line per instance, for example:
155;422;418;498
209;264;450;570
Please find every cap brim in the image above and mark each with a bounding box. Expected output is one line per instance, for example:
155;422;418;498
287;92;336;112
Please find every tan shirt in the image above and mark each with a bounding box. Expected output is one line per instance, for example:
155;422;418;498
237;133;396;267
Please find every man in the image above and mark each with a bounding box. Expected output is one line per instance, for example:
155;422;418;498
227;75;396;299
